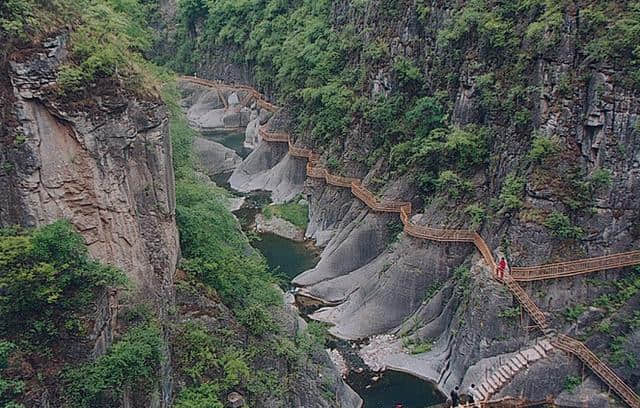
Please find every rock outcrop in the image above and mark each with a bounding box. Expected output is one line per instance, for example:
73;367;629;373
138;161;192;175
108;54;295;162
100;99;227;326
255;212;305;241
229;140;307;203
0;34;179;407
193;136;242;177
179;80;256;132
244;109;271;149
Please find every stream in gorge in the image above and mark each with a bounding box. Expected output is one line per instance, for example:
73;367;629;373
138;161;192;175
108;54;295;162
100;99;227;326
210;130;446;408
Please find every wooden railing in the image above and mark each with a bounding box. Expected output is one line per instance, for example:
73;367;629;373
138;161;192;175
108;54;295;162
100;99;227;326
181;76;279;112
180;76;640;408
511;250;640;281
503;275;548;331
554;335;640;408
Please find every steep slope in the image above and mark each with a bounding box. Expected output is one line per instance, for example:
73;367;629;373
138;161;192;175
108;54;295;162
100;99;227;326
0;36;179;407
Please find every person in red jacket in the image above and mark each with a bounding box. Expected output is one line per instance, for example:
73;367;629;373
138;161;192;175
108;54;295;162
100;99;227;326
496;257;507;280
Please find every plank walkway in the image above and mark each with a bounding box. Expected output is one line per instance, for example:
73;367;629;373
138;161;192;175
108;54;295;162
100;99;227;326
178;76;640;408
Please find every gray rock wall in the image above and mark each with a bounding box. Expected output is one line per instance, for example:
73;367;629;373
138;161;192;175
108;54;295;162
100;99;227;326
229;139;306;203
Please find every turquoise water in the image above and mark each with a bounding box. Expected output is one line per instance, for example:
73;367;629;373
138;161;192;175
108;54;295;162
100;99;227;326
251;232;319;283
203;130;250;159
347;370;446;408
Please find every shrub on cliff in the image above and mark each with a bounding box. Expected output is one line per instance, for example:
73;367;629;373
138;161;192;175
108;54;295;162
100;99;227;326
544;211;585;240
0;221;126;346
63;323;163;408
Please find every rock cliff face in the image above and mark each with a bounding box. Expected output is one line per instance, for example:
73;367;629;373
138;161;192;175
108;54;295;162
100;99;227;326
2;35;179;310
0;34;179;406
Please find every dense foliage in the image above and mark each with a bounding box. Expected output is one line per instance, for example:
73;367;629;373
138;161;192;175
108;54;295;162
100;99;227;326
64;323;163;408
0;0;159;93
0;221;126;345
0;222;130;407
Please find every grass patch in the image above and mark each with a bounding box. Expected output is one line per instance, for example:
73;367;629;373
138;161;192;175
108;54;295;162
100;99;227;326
564;304;586;322
498;306;520;319
402;338;434;354
263;201;309;230
564;375;581;393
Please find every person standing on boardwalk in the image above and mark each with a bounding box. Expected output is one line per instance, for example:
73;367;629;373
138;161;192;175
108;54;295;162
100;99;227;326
450;386;460;407
496;257;507;280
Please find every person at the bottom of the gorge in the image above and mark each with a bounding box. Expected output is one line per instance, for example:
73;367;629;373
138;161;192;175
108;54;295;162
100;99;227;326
467;383;477;405
450;386;460;407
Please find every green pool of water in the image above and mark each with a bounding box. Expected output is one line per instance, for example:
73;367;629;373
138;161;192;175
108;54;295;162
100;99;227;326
203;130;250;159
347;370;446;408
251;232;319;283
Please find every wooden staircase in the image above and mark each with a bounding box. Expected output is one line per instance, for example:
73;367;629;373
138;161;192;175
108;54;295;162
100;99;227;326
476;339;554;402
554;335;640;408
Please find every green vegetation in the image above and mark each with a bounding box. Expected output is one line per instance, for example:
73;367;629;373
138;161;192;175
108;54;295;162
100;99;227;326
64;323;163;408
628;311;640;329
392;57;423;92
263;201;309;230
58;0;156;93
172;319;327;405
564;304;586;322
593;274;640;313
528;133;560;163
596;320;612;334
560;167;613;211
498;306;520;319
497;173;525;212
610;336;636;369
544;212;584;240
393;125;489;200
172;323;254;406
424;282;443;302
579;2;640;86
564;375;582;393
584;269;639;369
465;204;487;229
175;383;224;408
386;220;404;243
0;221;126;345
0;222;129;407
0;341;24;408
402;338;434;354
0;0;159;93
435;170;472;200
454;265;472;297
